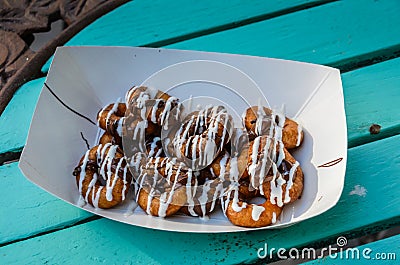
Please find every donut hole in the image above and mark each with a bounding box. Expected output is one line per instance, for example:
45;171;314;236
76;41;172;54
248;196;266;205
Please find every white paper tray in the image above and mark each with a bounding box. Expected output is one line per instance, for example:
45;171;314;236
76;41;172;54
19;46;347;232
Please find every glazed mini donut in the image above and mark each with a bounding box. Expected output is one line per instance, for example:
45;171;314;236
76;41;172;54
248;135;303;206
262;149;304;206
125;85;150;107
171;106;233;168
125;86;181;130
97;101;126;140
243;106;303;149
72;143;131;209
224;189;282;228
136;157;191;217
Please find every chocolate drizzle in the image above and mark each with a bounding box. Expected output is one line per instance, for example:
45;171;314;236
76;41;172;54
317;158;343;168
44;83;96;125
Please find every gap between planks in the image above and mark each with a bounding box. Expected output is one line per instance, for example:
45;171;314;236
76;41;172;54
0;215;102;248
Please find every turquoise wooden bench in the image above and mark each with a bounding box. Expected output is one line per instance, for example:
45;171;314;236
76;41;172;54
1;0;399;264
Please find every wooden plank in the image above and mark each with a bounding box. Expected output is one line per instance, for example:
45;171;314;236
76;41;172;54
3;57;400;155
41;0;330;72
342;58;400;148
0;162;92;246
304;234;400;264
168;0;400;71
0;78;45;155
1;134;399;264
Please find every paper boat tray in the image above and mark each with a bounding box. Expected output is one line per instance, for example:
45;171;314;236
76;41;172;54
19;47;347;232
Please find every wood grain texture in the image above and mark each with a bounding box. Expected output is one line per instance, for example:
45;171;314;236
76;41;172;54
304;234;400;264
1;134;399;263
168;0;400;71
0;162;92;246
40;0;332;72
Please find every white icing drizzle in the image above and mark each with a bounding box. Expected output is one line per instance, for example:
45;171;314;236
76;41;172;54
186;170;198;216
252;205;265;221
151;99;162;123
160;96;178;130
125;86;137;104
256;101;267;135
197;180;211;217
284;161;299;203
272;212;277;224
148;137;162;157
296;123;303;147
157;161;181;217
106;97;121;125
92;187;103;208
269;164;286;207
116;117;124;137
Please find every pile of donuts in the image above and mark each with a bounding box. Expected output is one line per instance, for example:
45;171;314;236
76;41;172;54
73;85;304;228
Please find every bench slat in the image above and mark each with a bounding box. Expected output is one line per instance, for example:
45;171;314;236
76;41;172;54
0;162;92;245
41;0;331;72
0;78;45;155
169;0;400;70
1;133;399;263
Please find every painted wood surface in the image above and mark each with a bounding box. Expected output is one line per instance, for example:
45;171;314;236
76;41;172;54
304;234;400;264
0;162;92;246
342;58;400;148
2;57;400;155
169;0;400;71
1;134;400;263
40;0;332;72
0;78;45;155
41;0;400;73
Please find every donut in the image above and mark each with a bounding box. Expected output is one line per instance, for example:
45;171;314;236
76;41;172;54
135;157;190;217
224;190;282;228
221;167;282;227
248;135;303;206
170;106;233;168
125;86;181;130
262;150;304;206
97;101;126;141
243;106;303;149
72;144;131;209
